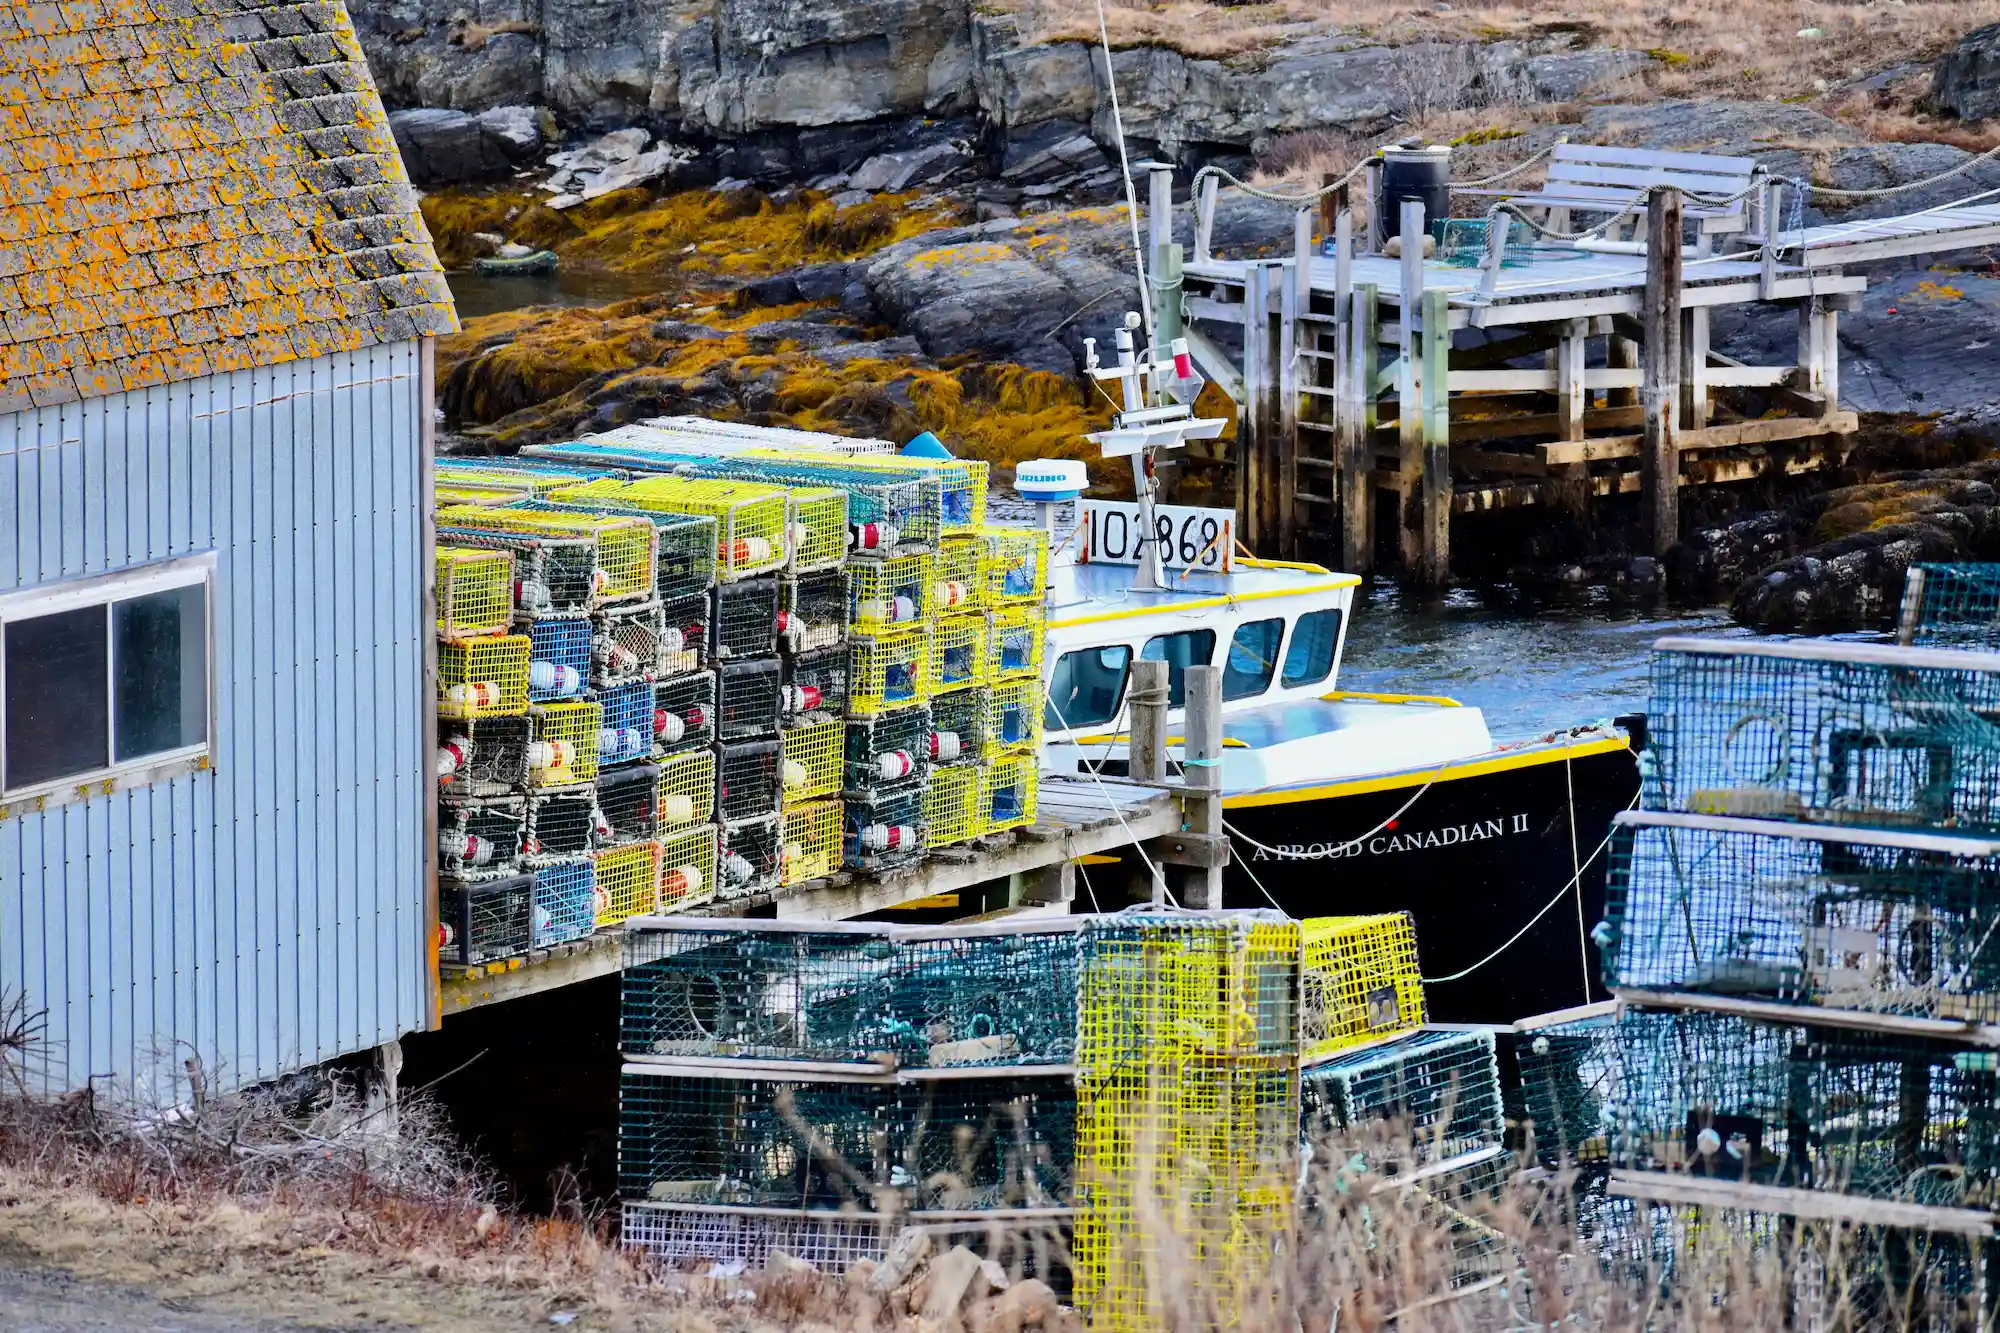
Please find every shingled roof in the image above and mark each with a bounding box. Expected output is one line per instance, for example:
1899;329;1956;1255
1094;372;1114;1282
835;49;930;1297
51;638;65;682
0;0;459;414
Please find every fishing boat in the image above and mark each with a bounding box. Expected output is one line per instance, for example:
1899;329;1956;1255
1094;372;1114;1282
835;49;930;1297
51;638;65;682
1020;318;1640;1025
472;249;558;276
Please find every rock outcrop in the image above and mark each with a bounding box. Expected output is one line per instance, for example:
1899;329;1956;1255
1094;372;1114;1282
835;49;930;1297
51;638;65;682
389;106;546;184
1935;22;2000;123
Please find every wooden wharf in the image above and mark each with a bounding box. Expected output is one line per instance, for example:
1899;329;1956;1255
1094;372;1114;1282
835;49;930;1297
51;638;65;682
1161;158;2000;584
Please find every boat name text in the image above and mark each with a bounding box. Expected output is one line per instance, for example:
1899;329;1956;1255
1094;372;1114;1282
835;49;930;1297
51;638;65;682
1251;812;1532;860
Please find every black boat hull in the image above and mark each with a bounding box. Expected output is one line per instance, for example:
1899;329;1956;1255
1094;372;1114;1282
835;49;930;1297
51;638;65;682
1218;734;1640;1025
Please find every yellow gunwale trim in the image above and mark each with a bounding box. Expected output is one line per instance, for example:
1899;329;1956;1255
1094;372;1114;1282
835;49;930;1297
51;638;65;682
1321;690;1464;708
1071;734;1252;748
1235;557;1336;575
1222;733;1633;809
1048;574;1361;629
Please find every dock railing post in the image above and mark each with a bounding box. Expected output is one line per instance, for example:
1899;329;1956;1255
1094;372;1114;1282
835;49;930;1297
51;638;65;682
1642;186;1684;559
1128;658;1170;907
1182;665;1226;910
1397;199;1426;577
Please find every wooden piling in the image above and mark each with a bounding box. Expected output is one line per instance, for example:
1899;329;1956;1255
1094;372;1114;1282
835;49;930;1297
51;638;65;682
1420;287;1452;589
1397;200;1425;575
1239;262;1282;552
1279;215;1310;558
1642;187;1684;558
1180;664;1226;910
1128;658;1170;908
1341;282;1377;576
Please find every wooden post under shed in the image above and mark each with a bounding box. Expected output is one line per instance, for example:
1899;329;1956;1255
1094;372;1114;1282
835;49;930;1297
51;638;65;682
1641;187;1684;558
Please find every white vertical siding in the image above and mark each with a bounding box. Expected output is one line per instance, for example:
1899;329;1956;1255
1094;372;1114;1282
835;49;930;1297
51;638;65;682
0;342;429;1098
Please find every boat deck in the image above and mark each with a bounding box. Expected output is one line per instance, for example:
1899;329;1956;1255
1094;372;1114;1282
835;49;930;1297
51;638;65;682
438;774;1177;1015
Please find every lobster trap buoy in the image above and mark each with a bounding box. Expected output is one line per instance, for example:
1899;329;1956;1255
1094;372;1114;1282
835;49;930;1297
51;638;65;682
660;792;696;826
436;736;473;778
930;731;962;762
526;739;576;774
781;683;823;716
722;850;755;885
661;864;705;900
529;660;583;696
873;750;916;782
440;831;494;866
934;581;969;611
727;536;773;567
781;759;809;789
857;823;915;854
850;522;898;552
517;578;552;612
446;681;503;710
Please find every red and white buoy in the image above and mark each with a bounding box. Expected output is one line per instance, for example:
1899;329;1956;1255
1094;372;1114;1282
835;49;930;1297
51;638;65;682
781;683;823;715
529;660;583;696
929;731;962;762
661;864;705;902
871;750;916;782
436;735;473;778
446;680;503;711
440;831;495;866
850;522;899;552
856;823;916;854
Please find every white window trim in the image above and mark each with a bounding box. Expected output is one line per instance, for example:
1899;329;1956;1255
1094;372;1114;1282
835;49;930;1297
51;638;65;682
0;553;218;805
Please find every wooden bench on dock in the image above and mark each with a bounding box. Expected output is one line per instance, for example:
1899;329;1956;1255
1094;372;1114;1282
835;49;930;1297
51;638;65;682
1464;142;1763;246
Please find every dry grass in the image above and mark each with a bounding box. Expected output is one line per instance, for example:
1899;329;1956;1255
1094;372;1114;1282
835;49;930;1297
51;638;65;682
999;0;2000;107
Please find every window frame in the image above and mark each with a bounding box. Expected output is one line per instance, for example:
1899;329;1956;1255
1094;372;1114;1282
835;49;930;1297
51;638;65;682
1138;628;1217;710
1280;606;1344;689
1222;616;1286;702
1045;643;1135;733
0;553;217;802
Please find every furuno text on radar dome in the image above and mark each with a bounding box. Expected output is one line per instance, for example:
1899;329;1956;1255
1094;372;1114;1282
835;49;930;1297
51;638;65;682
1014;459;1087;503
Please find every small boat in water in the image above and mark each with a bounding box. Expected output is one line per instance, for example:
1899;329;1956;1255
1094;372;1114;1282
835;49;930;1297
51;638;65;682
472;249;558;276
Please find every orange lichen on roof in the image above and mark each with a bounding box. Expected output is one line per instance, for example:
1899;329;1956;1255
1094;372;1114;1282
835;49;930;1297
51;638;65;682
0;0;459;413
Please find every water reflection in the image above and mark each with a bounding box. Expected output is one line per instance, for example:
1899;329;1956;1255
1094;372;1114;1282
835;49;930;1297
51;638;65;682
447;269;668;322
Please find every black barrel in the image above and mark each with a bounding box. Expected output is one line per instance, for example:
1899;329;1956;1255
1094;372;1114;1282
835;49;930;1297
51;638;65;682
1380;144;1451;239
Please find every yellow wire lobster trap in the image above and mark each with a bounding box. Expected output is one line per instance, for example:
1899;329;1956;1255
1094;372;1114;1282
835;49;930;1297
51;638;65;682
656;749;716;829
933;536;985;614
923;765;979;848
847;552;934;630
781;799;843;886
977;755;1038;835
785;487;849;574
436;546;516;640
933;614;987;694
975;526;1049;606
594;840;663;927
985;605;1045;683
848;626;931;717
822;452;988;533
658;823;719;911
780;717;843;806
527;700;601;787
984;678;1043;757
437;505;657;606
1300;914;1427;1061
1075;913;1302;1333
434;482;530;507
439;634;531;719
433;463;583;497
556;477;789;580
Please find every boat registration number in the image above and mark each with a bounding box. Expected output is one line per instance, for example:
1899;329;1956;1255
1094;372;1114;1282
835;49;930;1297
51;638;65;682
1080;502;1233;573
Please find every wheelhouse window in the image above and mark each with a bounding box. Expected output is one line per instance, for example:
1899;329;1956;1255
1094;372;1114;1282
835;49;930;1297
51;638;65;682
1046;645;1132;731
1223;618;1284;701
1140;630;1216;708
1;557;213;797
1281;608;1344;688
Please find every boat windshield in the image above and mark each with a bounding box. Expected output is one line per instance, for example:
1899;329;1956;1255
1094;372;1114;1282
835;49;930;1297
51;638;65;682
1046;645;1132;731
1280;608;1342;688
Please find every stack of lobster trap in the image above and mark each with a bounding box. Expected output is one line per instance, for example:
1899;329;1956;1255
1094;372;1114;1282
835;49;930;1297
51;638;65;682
613;906;1504;1321
428;420;1054;975
1510;562;2000;1320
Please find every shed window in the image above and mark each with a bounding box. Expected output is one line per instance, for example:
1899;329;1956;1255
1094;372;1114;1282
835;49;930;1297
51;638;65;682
1223;618;1284;701
2;557;212;797
1282;608;1344;688
1140;630;1216;708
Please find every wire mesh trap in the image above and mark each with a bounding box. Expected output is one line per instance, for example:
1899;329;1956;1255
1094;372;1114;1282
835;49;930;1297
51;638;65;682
635;416;895;456
639;593;705;681
845;706;933;797
1609;1008;2000;1210
593;601;668;689
434;482;528;507
527;701;601;787
847;777;926;871
928;689;987;767
659;823;720;912
437;715;531;794
718;656;783;742
984;680;1043;758
436;545;514;640
439;635;531;719
1602;813;2000;1022
781;718;843;807
719;739;783;824
1902;563;2000;650
656;749;717;831
1300;1030;1504;1163
974;526;1049;607
779;571;848;656
439;506;657;608
933;614;987;694
524;788;597;861
1513;1011;1624;1166
849;552;935;632
594;681;655;767
440;872;533;965
850;627;930;718
1074;913;1301;1333
596;762;663;845
822;453;986;534
618;1071;1076;1212
978;756;1038;836
1299;914;1427;1061
784;487;849;574
526;617;591;702
620;1204;983;1271
594;840;663;928
781;799;843;885
712;575;781;660
555;476;789;580
1645;641;2000;831
620;920;1084;1067
784;646;849;723
933;537;985;616
439;794;528;878
653;670;717;755
719;814;783;899
436;455;613;494
527;500;719;605
985;606;1044;683
722;451;941;552
924;765;980;850
532;858;596;948
435;518;597;616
